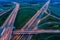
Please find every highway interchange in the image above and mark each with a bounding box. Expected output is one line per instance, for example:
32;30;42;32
0;0;60;40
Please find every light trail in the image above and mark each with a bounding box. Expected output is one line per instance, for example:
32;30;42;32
13;30;60;34
0;2;19;40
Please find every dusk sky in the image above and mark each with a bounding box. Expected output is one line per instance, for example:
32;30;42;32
0;0;60;2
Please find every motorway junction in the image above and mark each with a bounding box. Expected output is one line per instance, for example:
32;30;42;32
0;0;60;40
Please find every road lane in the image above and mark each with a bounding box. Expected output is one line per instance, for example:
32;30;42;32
0;2;19;40
13;30;60;34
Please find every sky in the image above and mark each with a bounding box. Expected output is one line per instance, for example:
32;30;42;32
0;0;60;2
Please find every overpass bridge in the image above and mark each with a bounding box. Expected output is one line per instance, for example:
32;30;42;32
14;0;50;40
13;30;60;34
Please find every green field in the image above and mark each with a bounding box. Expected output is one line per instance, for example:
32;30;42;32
14;3;44;29
14;8;36;29
31;33;60;40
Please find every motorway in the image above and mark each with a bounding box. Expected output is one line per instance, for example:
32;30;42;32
13;0;50;40
13;29;60;34
0;2;19;40
1;2;19;28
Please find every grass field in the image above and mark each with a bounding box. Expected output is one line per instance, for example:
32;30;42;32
14;8;36;29
14;3;44;29
32;33;60;40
